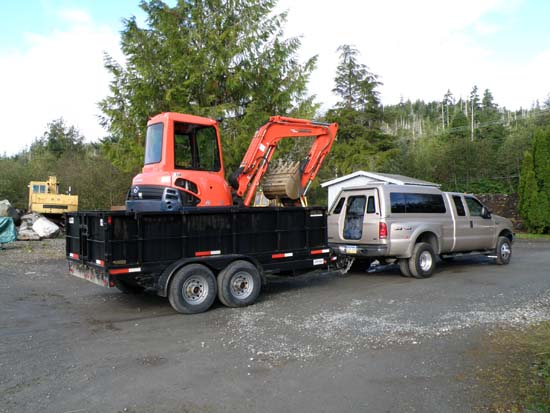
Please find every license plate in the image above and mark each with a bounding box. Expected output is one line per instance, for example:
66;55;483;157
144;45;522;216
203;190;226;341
345;246;358;254
68;262;110;287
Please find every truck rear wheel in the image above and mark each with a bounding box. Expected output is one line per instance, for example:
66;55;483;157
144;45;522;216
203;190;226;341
408;242;436;279
398;259;411;277
169;264;217;314
495;236;512;265
217;260;261;308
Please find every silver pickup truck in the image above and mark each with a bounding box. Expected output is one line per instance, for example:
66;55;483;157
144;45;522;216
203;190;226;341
328;183;514;278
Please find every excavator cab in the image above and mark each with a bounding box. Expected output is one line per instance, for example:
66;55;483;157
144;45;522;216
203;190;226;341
127;113;233;211
127;112;338;211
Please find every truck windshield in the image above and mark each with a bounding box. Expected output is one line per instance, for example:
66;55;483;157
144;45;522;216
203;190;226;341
144;123;164;164
174;122;221;171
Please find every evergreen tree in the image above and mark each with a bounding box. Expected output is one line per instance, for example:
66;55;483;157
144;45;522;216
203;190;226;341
99;0;317;173
469;85;480;141
30;118;85;157
332;44;381;120
518;128;550;233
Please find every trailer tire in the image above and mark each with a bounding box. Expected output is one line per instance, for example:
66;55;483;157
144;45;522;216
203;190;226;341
398;259;412;277
113;278;145;294
495;236;512;265
168;264;217;314
217;260;261;308
408;242;436;279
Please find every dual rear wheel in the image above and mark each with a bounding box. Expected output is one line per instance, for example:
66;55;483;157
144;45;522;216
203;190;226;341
168;260;261;314
399;242;436;279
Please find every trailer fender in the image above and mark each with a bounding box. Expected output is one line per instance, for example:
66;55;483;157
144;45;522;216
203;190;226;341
156;255;265;297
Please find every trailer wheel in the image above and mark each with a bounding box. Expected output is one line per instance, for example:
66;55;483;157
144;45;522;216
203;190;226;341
168;264;217;314
408;242;436;279
495;236;512;265
398;259;411;277
113;278;145;294
217;260;261;308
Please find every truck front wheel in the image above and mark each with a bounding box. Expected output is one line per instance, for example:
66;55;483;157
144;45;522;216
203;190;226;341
217;260;261;308
409;242;436;279
169;264;217;314
495;236;512;265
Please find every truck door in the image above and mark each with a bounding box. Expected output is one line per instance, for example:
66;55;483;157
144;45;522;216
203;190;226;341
450;195;472;252
327;196;346;243
464;196;496;250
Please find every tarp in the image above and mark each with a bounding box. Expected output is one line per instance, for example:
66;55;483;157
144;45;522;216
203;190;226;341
0;217;17;244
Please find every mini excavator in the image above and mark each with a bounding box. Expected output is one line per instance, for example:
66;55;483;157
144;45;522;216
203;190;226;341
126;112;338;211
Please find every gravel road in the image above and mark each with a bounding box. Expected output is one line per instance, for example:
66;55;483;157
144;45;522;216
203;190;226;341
1;238;549;412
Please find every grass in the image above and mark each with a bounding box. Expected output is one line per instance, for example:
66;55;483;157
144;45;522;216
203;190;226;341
515;233;550;240
478;322;550;412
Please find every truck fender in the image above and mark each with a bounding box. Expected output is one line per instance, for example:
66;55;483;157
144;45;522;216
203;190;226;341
156;255;265;297
402;228;442;258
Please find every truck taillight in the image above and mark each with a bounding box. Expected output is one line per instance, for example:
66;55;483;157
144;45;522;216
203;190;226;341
379;222;388;239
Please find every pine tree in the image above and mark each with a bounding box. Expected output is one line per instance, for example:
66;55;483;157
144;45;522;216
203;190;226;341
99;0;317;172
519;128;550;233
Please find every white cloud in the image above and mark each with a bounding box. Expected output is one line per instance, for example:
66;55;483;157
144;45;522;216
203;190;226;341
276;0;550;111
0;9;121;155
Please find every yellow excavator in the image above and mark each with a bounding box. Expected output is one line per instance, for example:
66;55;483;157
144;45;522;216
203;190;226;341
28;176;78;215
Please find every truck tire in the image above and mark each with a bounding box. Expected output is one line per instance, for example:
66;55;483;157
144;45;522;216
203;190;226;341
408;242;436;279
398;259;412;277
495;236;512;265
168;264;217;314
217;260;261;308
113;278;145;294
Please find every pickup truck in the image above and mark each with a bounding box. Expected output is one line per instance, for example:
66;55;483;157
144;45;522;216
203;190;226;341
327;183;514;278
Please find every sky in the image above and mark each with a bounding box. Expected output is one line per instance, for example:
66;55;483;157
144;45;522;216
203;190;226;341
1;0;550;155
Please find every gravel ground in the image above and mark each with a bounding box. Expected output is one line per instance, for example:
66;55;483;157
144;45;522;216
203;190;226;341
0;238;549;412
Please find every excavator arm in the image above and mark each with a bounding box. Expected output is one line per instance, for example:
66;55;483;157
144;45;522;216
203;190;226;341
229;116;338;207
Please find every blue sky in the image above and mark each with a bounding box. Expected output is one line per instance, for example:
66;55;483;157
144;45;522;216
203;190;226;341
1;0;550;155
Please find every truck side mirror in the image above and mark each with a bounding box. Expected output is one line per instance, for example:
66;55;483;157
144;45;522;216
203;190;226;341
481;206;492;219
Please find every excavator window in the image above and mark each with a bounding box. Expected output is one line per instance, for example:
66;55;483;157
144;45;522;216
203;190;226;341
32;185;46;193
144;123;164;164
174;122;220;172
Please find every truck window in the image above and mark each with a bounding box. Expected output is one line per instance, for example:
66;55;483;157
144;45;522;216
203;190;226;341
144;123;164;164
390;193;446;213
452;195;466;216
332;197;345;214
367;196;376;214
343;196;366;240
465;197;483;216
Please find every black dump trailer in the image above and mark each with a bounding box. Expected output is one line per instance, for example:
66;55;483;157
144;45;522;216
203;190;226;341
66;206;331;314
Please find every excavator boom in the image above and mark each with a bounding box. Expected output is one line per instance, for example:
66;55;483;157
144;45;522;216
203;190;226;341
229;116;338;206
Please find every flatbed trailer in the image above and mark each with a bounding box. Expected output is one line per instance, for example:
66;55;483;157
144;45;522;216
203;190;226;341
66;206;331;314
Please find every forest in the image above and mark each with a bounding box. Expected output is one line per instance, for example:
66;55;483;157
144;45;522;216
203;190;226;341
1;0;549;233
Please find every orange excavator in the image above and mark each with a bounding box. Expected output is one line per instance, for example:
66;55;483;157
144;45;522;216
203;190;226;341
126;112;338;211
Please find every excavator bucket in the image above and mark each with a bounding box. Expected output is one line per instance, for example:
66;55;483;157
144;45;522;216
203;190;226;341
261;160;302;200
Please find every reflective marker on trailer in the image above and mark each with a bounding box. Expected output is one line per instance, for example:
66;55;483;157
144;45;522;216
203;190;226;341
69;253;79;259
95;259;105;267
195;250;221;257
310;248;330;255
272;252;294;259
109;267;142;275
